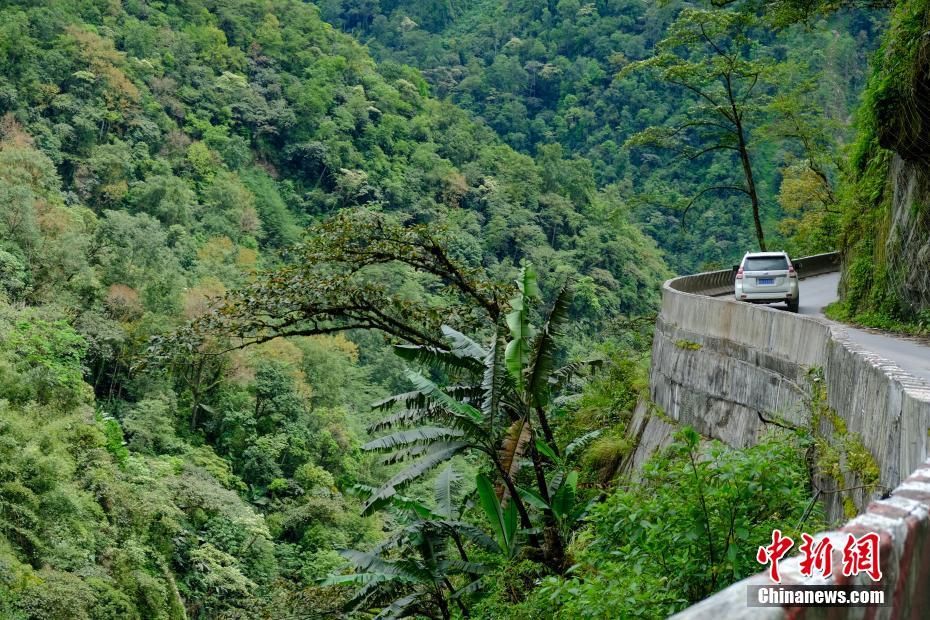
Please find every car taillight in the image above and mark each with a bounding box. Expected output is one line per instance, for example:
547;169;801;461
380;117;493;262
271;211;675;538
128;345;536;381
735;267;743;280
788;265;797;278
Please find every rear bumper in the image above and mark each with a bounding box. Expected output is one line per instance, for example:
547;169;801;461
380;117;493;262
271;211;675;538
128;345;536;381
734;283;798;302
734;291;796;302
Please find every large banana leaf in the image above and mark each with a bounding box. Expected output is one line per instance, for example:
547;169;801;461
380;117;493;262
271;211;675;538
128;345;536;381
326;574;392;613
368;406;444;433
434;464;460;520
381;518;498;554
362;427;465;452
439;521;499;552
438;559;493;575
515;485;550;511
440;325;488;360
403;369;483;423
378;443;430;465
387;498;441;521
320;571;389;587
526;281;573;408
481;329;507;429
363;441;470;514
340;550;425;582
369;404;485;438
534;438;560;463
504;265;539;390
370;385;481;414
451;577;485;600
372;592;423;620
550;470;578;522
475;473;518;556
393;343;484;374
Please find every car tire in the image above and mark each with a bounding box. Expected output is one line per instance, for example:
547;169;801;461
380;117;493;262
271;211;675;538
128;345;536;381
787;298;799;313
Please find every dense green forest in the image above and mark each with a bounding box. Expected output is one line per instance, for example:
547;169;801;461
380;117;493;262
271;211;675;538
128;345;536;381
320;0;884;270
0;0;896;618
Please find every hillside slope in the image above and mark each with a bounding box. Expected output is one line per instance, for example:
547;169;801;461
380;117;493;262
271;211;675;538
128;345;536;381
0;1;666;618
319;0;884;271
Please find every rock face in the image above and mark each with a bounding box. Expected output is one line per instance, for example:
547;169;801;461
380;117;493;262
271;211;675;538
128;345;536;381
885;154;930;312
874;35;930;162
839;5;930;318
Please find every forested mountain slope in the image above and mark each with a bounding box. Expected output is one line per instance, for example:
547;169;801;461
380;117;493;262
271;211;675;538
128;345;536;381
320;0;885;271
0;0;667;316
0;0;891;618
0;1;666;617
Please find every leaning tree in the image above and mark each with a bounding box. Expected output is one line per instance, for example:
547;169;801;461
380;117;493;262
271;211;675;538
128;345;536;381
149;208;599;579
622;8;780;251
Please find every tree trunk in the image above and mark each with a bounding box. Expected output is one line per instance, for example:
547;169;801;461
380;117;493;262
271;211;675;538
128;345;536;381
189;359;204;431
493;458;534;531
732;109;766;251
529;445;566;572
435;588;452;620
444;578;469;617
535;405;560;457
492;456;545;552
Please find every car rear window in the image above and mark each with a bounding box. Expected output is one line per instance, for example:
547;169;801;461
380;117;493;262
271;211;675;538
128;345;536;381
743;256;789;271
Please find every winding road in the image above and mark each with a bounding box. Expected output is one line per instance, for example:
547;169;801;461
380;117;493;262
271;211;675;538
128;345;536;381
795;272;930;384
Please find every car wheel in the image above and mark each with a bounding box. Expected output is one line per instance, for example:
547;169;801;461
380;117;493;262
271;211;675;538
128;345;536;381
788;298;799;313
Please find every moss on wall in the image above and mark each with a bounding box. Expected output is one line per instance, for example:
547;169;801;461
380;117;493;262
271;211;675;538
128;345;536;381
806;368;881;518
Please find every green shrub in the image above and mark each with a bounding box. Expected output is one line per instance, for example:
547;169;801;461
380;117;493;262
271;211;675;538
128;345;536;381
530;428;823;618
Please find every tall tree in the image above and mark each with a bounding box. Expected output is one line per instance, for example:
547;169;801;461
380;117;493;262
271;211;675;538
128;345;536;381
149;209;510;359
621;8;780;251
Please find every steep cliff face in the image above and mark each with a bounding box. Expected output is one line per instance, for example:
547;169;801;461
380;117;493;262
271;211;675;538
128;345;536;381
839;0;930;321
885;156;930;309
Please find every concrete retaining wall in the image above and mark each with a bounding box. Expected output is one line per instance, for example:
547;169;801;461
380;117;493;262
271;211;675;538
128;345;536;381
646;252;930;618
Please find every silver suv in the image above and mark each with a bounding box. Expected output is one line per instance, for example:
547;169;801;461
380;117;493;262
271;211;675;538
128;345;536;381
733;251;799;312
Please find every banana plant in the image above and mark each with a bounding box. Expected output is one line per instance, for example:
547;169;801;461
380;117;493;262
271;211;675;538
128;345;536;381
361;264;601;571
360;320;542;535
518;434;601;541
329;466;495;620
475;473;519;558
505;264;574;449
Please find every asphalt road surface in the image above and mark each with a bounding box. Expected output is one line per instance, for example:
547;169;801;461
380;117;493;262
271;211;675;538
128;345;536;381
789;272;930;384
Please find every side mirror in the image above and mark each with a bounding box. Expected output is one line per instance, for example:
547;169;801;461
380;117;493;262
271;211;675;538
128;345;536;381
732;265;740;272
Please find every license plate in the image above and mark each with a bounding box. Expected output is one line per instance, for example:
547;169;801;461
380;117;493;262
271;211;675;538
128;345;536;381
757;278;775;285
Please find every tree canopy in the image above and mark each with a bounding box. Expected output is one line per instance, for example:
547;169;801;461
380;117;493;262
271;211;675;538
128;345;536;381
0;0;890;617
